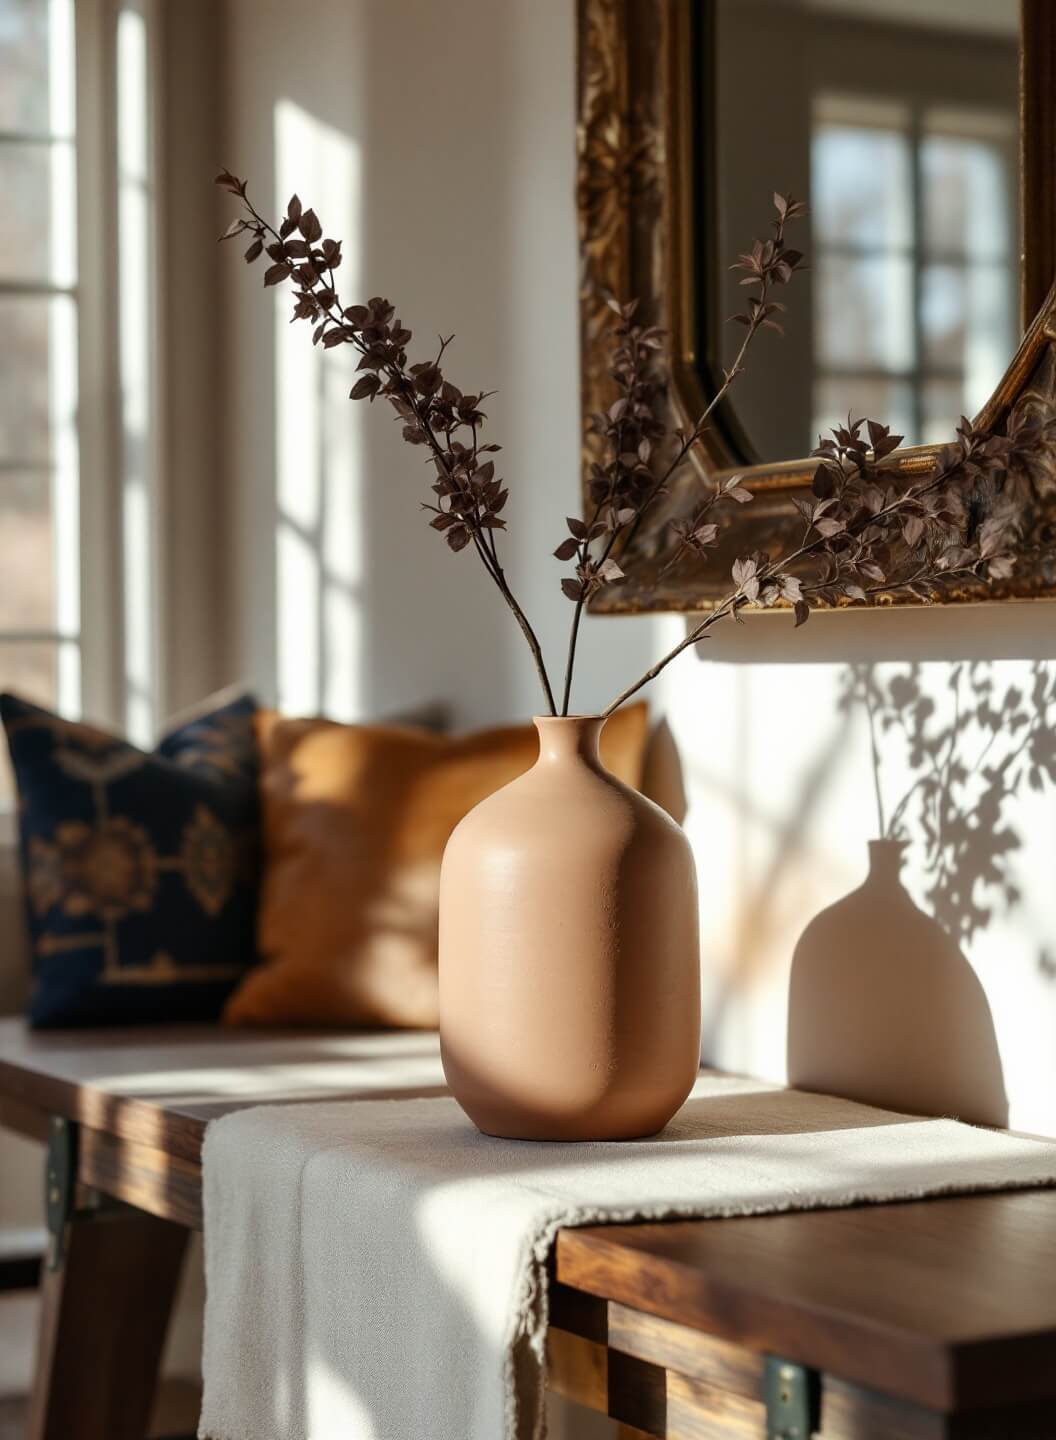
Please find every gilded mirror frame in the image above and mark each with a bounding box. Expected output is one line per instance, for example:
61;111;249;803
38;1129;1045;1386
577;0;1056;613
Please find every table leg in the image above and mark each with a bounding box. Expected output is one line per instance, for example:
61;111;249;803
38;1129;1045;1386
25;1204;188;1440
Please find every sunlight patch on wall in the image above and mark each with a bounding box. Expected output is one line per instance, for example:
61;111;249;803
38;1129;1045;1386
49;0;79;715
658;640;1056;1136
117;3;156;745
274;99;364;720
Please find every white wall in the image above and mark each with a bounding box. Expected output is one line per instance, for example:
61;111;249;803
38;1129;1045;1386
660;612;1056;1135
220;0;660;728
219;0;1056;1139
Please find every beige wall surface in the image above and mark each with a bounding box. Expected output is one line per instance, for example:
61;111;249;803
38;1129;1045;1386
217;0;1056;1139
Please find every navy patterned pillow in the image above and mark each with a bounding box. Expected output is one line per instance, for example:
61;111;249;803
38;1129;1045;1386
1;691;260;1028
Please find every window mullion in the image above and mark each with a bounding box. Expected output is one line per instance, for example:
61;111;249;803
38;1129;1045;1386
73;0;123;727
0;281;76;299
910;102;926;444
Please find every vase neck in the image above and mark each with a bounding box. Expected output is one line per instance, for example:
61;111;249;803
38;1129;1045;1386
867;838;906;885
533;715;606;766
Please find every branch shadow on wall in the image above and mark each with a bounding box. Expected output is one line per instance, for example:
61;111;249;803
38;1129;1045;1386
788;661;1056;1128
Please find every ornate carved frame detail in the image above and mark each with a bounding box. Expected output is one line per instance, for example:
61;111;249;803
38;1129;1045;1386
577;0;1056;613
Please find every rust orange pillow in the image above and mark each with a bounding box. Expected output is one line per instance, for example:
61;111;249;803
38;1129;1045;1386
222;704;650;1029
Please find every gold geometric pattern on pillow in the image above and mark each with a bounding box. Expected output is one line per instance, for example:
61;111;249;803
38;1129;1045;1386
25;800;243;985
53;744;146;787
51;816;158;921
2;689;261;1023
181;804;236;917
28;819;159;923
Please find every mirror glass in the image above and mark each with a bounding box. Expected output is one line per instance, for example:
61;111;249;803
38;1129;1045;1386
704;0;1021;462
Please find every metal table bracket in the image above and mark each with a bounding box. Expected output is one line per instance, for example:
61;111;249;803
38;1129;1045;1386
44;1115;79;1270
45;1114;148;1269
765;1355;820;1439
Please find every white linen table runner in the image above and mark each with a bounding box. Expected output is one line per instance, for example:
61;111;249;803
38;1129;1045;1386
199;1073;1056;1440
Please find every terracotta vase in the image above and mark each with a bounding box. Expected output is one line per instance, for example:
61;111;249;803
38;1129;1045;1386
438;715;701;1140
787;839;1008;1127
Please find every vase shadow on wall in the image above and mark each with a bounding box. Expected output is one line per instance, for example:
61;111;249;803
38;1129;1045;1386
844;662;1056;950
787;839;1008;1127
788;660;1056;1128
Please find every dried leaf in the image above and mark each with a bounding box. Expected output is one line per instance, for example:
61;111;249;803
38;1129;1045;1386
299;208;323;243
214;169;245;195
814;517;845;538
812;465;836;500
350;374;381;400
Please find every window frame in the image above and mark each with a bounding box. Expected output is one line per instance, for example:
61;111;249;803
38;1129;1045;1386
0;0;164;830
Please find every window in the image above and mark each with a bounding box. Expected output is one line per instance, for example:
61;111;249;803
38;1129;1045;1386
812;92;1017;447
0;0;81;796
0;0;160;803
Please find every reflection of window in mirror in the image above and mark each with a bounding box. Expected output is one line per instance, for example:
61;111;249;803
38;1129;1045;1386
812;95;1017;448
710;0;1020;463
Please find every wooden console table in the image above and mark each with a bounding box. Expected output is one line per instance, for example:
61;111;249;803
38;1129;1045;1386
0;1019;1054;1440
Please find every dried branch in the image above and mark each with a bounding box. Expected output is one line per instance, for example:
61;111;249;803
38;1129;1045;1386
601;412;1036;716
556;195;807;712
216;170;557;715
218;170;1034;729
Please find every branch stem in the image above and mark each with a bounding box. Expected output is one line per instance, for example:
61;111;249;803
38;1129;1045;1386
603;453;962;716
560;601;586;715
